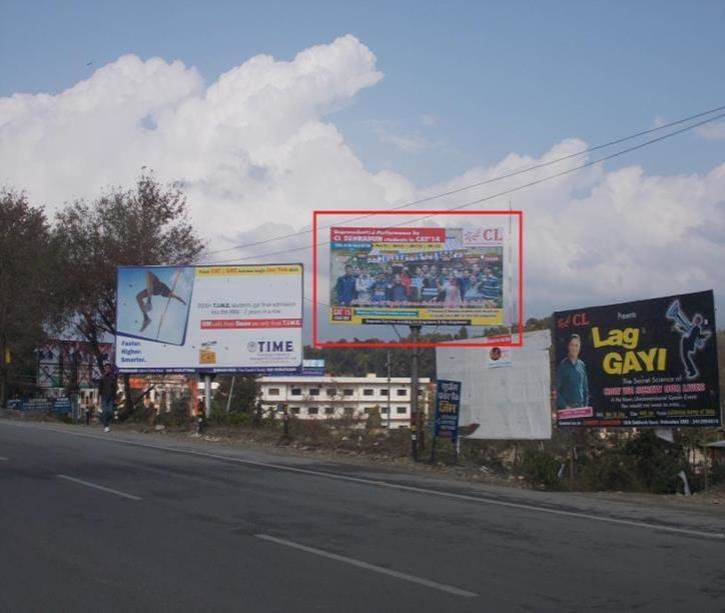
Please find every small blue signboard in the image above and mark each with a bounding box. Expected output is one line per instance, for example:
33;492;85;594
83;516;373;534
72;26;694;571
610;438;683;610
7;397;71;413
434;379;461;442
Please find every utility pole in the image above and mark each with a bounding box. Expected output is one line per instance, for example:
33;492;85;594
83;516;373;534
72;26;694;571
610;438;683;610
226;375;236;413
410;325;421;461
204;373;213;418
386;349;391;429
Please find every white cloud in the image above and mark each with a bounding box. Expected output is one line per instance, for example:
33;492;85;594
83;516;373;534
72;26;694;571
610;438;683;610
368;119;431;153
0;35;723;321
0;35;385;240
419;113;437;127
695;121;725;140
417;141;725;315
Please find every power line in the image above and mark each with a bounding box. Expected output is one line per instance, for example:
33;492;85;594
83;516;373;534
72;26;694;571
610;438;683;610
200;104;725;260
203;109;725;264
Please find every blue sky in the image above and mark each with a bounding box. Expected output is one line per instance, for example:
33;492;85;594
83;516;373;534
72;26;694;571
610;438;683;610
2;0;724;185
2;1;724;328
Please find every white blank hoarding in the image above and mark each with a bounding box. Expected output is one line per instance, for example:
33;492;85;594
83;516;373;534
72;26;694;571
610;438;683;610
436;330;552;439
115;264;303;373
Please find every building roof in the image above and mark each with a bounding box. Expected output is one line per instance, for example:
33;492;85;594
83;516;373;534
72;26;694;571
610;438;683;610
258;375;431;384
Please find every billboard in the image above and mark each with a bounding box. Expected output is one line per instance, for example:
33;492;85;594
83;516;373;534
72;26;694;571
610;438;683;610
436;330;552;439
554;290;720;427
115;264;303;373
37;340;113;388
328;226;503;326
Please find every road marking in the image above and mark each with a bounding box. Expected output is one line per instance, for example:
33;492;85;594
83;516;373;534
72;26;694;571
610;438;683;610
5;422;723;540
57;474;141;501
256;534;477;598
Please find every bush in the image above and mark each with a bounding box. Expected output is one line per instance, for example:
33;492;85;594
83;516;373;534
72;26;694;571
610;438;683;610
520;448;562;489
365;406;383;430
578;448;639;491
209;409;252;427
155;395;192;427
623;431;688;494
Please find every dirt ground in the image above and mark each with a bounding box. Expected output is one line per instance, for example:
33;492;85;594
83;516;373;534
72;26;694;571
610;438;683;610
6;409;723;513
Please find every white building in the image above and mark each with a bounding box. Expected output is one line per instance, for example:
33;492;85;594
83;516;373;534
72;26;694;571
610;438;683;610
258;373;432;429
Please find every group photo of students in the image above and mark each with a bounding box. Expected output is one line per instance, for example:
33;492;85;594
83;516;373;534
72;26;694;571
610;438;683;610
331;254;503;308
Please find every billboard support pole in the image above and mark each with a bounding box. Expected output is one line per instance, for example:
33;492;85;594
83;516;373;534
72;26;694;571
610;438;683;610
386;350;391;429
226;375;236;413
204;374;212;418
410;324;421;461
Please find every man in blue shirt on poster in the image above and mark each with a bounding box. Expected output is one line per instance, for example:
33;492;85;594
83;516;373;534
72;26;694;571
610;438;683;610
481;267;501;302
556;334;589;410
335;265;357;305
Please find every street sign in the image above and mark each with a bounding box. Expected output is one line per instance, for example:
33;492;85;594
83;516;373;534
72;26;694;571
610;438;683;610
434;379;461;441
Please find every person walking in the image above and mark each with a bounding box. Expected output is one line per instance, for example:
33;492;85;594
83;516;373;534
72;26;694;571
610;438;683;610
98;363;117;433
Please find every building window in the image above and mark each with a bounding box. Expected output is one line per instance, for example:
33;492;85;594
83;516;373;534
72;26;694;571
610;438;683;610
308;406;319;415
396;406;407;414
396;389;407;396
324;406;335;415
290;407;300;414
363;388;374;396
343;389;354;396
268;388;280;396
344;407;354;416
291;388;302;396
364;407;375;414
379;389;389;396
381;406;389;414
326;388;337;397
309;388;320;396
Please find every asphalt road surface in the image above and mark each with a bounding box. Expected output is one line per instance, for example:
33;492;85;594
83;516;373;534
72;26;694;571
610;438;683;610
1;419;724;612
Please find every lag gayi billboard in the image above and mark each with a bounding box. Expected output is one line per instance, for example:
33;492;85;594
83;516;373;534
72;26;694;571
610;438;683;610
115;264;303;373
329;226;504;326
554;290;720;427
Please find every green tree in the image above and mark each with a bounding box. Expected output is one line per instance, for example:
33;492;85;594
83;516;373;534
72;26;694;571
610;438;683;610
54;172;205;415
214;375;260;413
0;189;60;406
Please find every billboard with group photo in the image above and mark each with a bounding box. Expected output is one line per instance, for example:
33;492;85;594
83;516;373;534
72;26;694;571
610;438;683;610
115;264;303;373
554;290;720;428
328;226;504;326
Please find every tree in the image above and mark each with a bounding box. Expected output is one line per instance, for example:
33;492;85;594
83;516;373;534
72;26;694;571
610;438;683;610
54;172;205;414
0;189;59;406
214;375;260;413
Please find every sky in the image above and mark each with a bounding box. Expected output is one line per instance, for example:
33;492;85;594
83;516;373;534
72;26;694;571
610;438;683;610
1;0;724;335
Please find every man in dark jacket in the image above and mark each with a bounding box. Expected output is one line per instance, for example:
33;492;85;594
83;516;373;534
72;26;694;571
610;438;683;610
335;265;357;306
98;363;117;432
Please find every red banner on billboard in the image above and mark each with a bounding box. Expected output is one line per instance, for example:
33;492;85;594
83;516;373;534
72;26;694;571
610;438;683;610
200;319;302;329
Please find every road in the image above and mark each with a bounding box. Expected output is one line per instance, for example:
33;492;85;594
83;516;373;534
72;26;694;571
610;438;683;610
1;419;724;612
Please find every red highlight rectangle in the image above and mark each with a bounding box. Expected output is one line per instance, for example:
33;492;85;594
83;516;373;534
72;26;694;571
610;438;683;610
558;407;594;420
313;210;524;349
201;319;302;329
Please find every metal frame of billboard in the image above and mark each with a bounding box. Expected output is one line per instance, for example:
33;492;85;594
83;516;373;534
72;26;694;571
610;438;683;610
312;210;523;349
115;263;304;374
